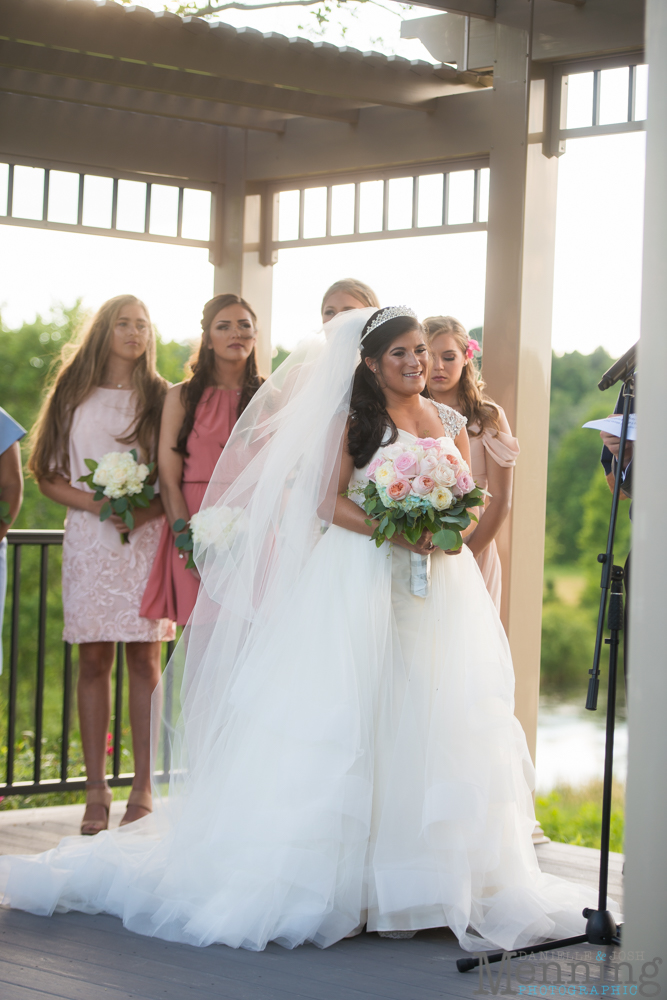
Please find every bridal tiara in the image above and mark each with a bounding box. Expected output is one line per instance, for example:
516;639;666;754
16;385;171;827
360;306;418;343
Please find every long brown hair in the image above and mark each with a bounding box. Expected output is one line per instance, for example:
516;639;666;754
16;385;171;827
423;315;500;438
175;293;264;456
28;294;167;482
321;278;380;313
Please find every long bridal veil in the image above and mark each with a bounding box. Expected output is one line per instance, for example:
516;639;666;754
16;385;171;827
152;307;377;828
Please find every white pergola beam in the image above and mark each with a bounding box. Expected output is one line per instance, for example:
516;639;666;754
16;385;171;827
0;40;364;124
0;67;292;133
0;0;486;111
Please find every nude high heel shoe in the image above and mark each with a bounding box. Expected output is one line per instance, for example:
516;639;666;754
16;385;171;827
119;788;152;827
80;780;112;836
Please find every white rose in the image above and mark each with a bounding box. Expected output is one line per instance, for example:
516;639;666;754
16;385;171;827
382;444;403;461
429;486;453;511
432;463;457;488
375;461;397;487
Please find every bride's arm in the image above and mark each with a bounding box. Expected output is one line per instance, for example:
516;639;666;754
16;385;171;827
331;438;435;556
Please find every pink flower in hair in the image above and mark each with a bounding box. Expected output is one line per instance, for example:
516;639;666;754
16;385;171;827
466;338;481;360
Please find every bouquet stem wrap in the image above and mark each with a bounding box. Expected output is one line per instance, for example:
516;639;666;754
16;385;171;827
410;552;431;598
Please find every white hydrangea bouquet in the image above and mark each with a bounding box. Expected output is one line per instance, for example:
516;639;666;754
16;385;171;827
349;437;484;596
173;505;245;570
78;449;154;544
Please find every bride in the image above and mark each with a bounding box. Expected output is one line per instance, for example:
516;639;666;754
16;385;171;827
0;306;606;953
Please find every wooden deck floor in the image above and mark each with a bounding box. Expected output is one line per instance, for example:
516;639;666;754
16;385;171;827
0;805;625;1000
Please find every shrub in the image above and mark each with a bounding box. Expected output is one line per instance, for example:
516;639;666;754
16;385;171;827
536;779;624;852
540;601;596;694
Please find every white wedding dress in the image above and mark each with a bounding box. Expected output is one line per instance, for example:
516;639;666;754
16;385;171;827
0;309;613;953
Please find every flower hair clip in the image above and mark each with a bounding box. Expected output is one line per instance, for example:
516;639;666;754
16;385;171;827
466;338;481;360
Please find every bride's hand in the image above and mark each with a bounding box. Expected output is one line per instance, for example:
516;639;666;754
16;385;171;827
394;530;436;556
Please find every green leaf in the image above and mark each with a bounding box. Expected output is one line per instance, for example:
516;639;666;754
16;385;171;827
133;494;149;508
115;496;128;512
123;510;135;530
432;528;460;551
173;518;188;532
130;448;138;462
175;533;192;549
99;502;112;521
93;490;105;502
84;458;98;473
379;515;389;533
147;462;155;474
385;521;396;539
144;484;155;500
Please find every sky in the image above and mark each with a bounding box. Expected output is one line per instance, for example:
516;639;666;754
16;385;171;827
0;2;646;360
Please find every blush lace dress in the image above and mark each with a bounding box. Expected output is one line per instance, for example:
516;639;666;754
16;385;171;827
61;388;175;644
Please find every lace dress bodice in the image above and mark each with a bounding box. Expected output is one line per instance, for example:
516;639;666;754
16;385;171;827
349;398;467;497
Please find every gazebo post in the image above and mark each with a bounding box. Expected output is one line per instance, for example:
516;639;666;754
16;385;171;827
482;22;560;768
210;126;274;376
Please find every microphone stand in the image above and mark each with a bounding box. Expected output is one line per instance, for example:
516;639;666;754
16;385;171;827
457;368;634;973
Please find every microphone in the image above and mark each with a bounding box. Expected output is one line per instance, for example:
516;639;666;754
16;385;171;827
598;342;637;391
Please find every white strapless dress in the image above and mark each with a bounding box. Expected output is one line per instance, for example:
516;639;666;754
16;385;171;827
0;428;611;952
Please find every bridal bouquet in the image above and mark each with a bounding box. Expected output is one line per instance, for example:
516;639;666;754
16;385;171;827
353;438;484;553
78;449;154;543
173;505;245;569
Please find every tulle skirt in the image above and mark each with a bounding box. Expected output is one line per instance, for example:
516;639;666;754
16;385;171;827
0;529;609;951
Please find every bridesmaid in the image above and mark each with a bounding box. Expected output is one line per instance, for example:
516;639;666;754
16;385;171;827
321;278;379;321
424;316;519;611
27;295;175;834
140;294;264;627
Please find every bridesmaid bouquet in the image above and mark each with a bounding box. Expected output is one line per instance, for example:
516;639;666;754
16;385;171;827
173;506;245;570
78;449;154;544
352;438;484;553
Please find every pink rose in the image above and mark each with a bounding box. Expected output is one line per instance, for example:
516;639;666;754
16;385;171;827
366;458;383;481
456;472;475;495
386;477;411;501
411;475;436;496
419;454;438;475
415;437;437;449
394;451;419;477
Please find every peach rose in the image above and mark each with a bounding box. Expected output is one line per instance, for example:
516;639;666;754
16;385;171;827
387;477;411;501
411;475;436;496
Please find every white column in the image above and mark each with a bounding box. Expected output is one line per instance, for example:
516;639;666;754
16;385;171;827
622;0;667;980
482;26;560;766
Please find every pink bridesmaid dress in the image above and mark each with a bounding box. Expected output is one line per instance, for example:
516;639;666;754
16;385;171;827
140;387;239;626
62;388;175;644
468;407;520;611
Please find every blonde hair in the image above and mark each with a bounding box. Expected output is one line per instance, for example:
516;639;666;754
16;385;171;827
321;278;380;314
423;315;500;438
28;294;167;482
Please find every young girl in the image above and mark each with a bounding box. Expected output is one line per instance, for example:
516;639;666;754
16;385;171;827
28;295;174;834
140;294;264;626
425;315;519;610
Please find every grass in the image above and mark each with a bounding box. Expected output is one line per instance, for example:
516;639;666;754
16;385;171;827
535;778;625;853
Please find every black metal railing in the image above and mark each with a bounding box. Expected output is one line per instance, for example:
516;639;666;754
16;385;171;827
1;529;174;796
